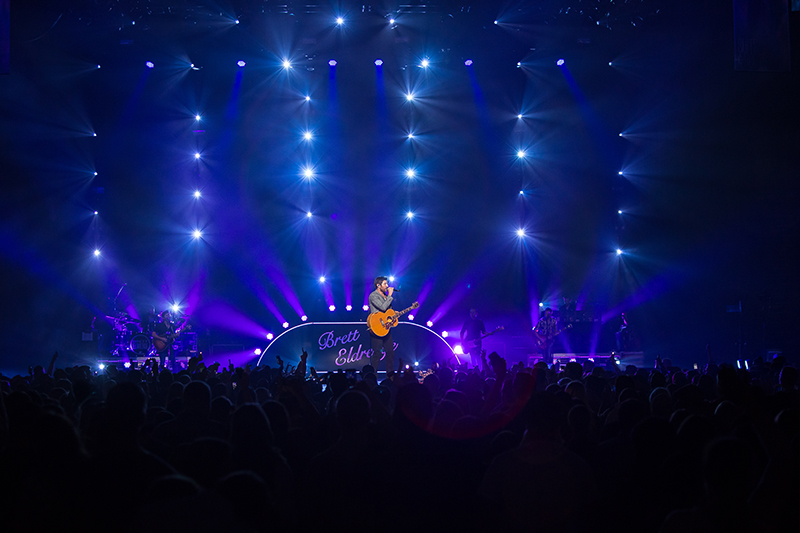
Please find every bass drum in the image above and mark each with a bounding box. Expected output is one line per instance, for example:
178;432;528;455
129;334;153;356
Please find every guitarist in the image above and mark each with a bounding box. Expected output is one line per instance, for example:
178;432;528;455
534;307;558;366
151;310;184;369
368;276;396;377
460;308;486;370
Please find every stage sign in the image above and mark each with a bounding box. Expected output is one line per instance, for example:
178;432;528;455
255;321;457;371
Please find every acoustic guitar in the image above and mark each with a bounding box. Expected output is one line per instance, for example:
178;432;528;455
367;302;419;338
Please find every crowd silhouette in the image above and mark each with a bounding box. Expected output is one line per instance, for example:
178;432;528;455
1;348;798;532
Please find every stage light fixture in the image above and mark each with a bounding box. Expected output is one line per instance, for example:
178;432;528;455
254;348;262;356
301;315;308;321
557;59;565;66
336;17;344;25
306;211;312;218
406;211;414;219
442;331;449;338
375;59;383;66
171;304;181;312
329;305;336;312
282;59;292;69
305;95;311;101
389;18;395;24
193;190;201;198
618;209;623;214
94;211;98;215
389;276;395;282
618;171;624;175
616;249;623;255
494;20;498;25
195;115;201;121
407;133;414;139
145;61;154;69
123;362;131;369
517;150;526;159
408;314;415;321
426;320;433;327
516;62;521;68
516;228;525;237
405;169;416;178
328;59;337;66
346;305;352;311
406;93;415;101
235;19;239;24
539;302;544;307
237;60;246;67
519;191;524;196
192;229;202;239
93;249;101;257
362;305;369;311
454;345;464;355
517;114;523;119
92;133;97;137
94;172;98;176
302;167;315;179
465;59;473;66
303;131;313;140
319;276;326;283
420;58;430;68
282;322;289;329
97;65;101;69
99;364;105;370
194;152;201;159
266;333;274;340
609;62;613;66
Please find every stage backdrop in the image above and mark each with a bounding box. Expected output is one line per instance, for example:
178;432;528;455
256;321;457;371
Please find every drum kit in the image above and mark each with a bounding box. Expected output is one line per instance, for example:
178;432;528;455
108;311;197;358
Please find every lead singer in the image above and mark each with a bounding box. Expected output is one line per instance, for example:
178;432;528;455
368;276;396;377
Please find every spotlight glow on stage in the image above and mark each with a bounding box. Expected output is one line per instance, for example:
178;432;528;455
93;249;101;257
618;209;623;214
99;364;105;370
195;115;201;121
389;18;395;24
329;305;336;312
302;166;315;179
193;190;201;199
518;114;523;119
407;133;415;139
192;229;202;239
194;152;201;159
408;314;415;321
539;302;544;307
516;228;525;237
618;171;624;175
282;59;292;69
375;59;383;66
254;348;262;356
465;59;473;66
336;17;344;25
454;345;464;355
171;304;181;313
306;211;312;218
616;249;623;255
406;93;415;101
301;315;308;321
420;58;430;68
94;211;98;215
123;362;131;369
303;131;313;141
305;95;311;101
519;191;524;195
557;59;565;66
405;169;416;178
389;276;395;282
426;321;433;327
145;61;154;68
406;211;414;219
266;333;274;340
346;305;352;311
318;276;326;283
237;60;246;67
282;322;289;329
517;150;526;159
328;59;337;66
362;305;369;311
442;331;449;338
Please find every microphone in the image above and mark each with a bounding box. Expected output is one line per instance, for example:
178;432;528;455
391;287;400;292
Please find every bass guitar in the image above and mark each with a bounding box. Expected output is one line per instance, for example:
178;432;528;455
153;323;192;353
463;326;504;352
367;302;419;338
534;323;572;350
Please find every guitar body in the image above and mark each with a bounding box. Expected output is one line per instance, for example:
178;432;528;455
367;302;420;338
534;324;572;350
153;324;191;353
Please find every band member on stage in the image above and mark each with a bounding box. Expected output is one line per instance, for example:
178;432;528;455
368;276;396;376
152;310;175;368
615;312;629;353
460;308;486;369
141;305;158;335
534;307;558;365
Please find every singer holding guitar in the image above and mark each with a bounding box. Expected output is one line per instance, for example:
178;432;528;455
368;276;397;376
152;310;188;369
534;307;558;365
